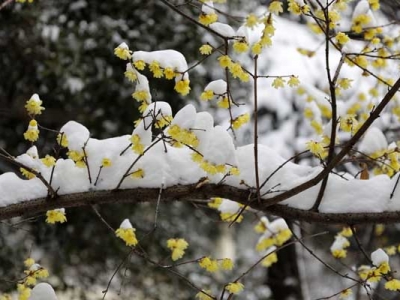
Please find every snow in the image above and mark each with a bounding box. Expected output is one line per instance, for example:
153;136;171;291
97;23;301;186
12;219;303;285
29;283;58;300
204;79;227;95
358;127;388;155
120;219;133;229
132;50;188;72
209;22;235;38
371;248;389;266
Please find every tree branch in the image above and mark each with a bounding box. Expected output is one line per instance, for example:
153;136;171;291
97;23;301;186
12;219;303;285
2;184;400;224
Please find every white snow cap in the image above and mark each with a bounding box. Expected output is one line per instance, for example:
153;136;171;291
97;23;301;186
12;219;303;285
218;199;241;214
59;121;90;151
204;79;227;95
371;248;389;266
358;127;388;155
171;104;196;129
201;1;215;15
120;219;133;229
30;93;41;102
330;235;349;251
29;283;58;300
209;22;235;38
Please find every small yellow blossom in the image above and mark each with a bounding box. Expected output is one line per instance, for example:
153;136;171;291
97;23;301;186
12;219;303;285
251;42;263;55
124;64;137;82
339;289;352;299
24;258;35;268
245;14;259;29
306;140;327;159
102;158;112;167
332;249;347;258
199;44;213;55
20;168;36;179
287;76;300;87
272;77;285;89
115;220;138;246
385;279;400;291
114;42;131;60
130;168;144;179
199;13;218;26
25;94;45;115
167;238;189;261
164;67;176;80
208;197;222;209
149;61;163;78
338;78;353;90
218;55;232;68
133;60;146;70
199;257;219;272
217;97;230;109
232;113;250;130
269;1;283;14
233;41;249;53
200;90;214;101
174;79;191;96
336;32;350;45
24;120;39;142
41;155;56;167
225;282;244;294
132;90;150;102
262;252;278;267
220;258;234;270
46;208;67;224
339;227;353;237
57;133;68;147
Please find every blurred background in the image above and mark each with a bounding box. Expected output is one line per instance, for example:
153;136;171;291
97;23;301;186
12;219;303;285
1;0;400;299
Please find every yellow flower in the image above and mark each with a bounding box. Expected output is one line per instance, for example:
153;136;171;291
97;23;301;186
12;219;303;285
225;282;244;294
200;90;214;101
229;62;245;79
124;64;137;82
218;55;232;68
195;290;214;300
368;0;379;10
199;257;219;272
114;42;131;60
57;133;68;147
233;41;249;53
251;42;263;55
220;258;234;270
116;220;138;246
46;209;67;224
199;13;218;26
199;44;213;55
332;249;347;258
208;197;222;209
164;67;176;80
385;279;400;291
337;78;353;90
167;238;189;261
20;167;36;179
132;90;150;102
336;32;350;45
149;61;163;78
41;155;56;167
262;252;278;267
272;77;285;89
24;119;39;142
339;227;353;237
102;158;112;167
378;261;391;274
25;94;45;115
130;168;144;179
133;60;146;70
217;96;230;109
339;289;352;299
306;140;327;158
232;113;250;130
340;114;358;133
245;14;259;29
287;76;300;87
269;1;283;14
174;79;191;96
24;258;35;268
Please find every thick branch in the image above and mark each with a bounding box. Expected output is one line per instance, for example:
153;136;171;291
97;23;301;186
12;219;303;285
2;184;400;224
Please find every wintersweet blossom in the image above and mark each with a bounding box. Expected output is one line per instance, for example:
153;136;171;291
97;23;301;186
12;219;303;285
24;120;40;142
269;1;283;14
200;90;214;101
225;282;244;294
114;42;131;60
124;63;138;82
130;168;144;179
245;14;259;29
20;168;36;179
41;155;56;167
232;113;250;130
233;41;249;53
166;238;189;261
164;67;176;80
336;32;350;45
199;44;213;55
385;279;400;291
272;77;285;89
130;134;145;155
115;219;138;246
133;60;146;70
199;257;219;272
174;79;191;96
220;258;234;270
25;94;45;115
339;289;352;299
199;13;218;26
46;208;67;224
101;158;112;167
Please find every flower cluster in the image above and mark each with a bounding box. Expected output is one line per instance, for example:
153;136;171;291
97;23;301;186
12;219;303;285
217;55;249;82
23;120;40;142
115;219;138;246
357;248;392;285
46;208;67;224
168;124;199;148
198;256;234;273
166;238;189;261
255;217;291;268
